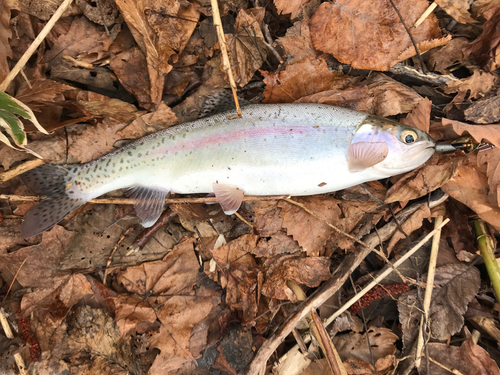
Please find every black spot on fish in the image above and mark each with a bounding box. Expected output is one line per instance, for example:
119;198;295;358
119;167;122;171
128;151;132;156
162;137;165;143
120;159;124;163
138;153;142;157
112;170;115;173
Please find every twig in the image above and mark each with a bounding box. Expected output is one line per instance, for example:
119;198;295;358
413;2;437;28
310;310;343;375
415;215;443;368
262;24;283;62
387;0;427;73
323;218;449;327
210;0;241;117
0;0;74;91
0;194;290;204
474;220;500;301
103;227;134;284
0;159;44;182
235;211;253;228
0;309;27;375
2;257;29;303
287;280;344;375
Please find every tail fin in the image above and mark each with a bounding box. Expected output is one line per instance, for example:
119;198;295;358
20;164;86;239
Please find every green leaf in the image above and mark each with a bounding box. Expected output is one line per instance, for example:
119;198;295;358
0;91;29;119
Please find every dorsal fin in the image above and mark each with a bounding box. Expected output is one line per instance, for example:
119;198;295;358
199;90;253;118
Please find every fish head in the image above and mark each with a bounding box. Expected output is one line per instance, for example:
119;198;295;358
350;116;435;175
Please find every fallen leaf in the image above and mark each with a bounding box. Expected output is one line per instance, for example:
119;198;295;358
0;0;12;83
341;356;396;374
117;237;198;296
213;323;254;374
261;58;356;103
210;234;259;324
114;0;200;108
386;204;432;253
0;225;75;288
254;231;301;258
419;328;500;375
274;0;310;19
42;16;117;66
442;118;500;148
224;8;268;87
398;263;480;348
30;306;135;374
279;19;323;64
466;6;500;71
440;70;497;102
76;0;122;27
477;147;500;206
435;0;475;23
334;326;398;362
114;294;158;340
441;153;500;230
278;197;342;256
149;285;221;374
401;97;432;132
261;255;330;300
472;0;500;20
309;0;449;71
426;37;469;74
384;153;461;203
465;95;500;124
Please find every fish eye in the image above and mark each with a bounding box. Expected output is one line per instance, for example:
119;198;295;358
400;129;418;144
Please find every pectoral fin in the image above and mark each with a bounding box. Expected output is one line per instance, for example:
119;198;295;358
125;186;169;227
347;141;389;172
213;182;244;215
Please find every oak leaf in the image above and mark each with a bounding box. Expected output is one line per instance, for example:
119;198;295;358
435;0;474;23
310;0;449;71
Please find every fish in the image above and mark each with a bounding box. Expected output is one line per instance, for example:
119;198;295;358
19;103;435;238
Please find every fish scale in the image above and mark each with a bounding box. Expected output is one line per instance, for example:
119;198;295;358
20;103;435;238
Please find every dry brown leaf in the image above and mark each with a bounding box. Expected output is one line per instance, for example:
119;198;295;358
31;306;134;374
442;118;500;148
254;231;301;258
398;263;480;348
401;97;432;132
261;58;358;103
310;0;447;71
0;225;75;288
435;0;474;23
211;234;259;324
427;37;469;74
76;0;122;27
367;73;423;116
334;326;398;362
117;237;198;295
224;8;268;87
420;328;500;375
278;197;341;256
114;0;200;108
478;148;500;206
386;204;432;253
0;0;12;84
343;356;396;374
279;19;322;64
466;6;500;71
465;95;500;124
441;153;500;230
472;0;500;20
385;153;461;203
261;255;330;300
253;200;284;237
42;16;117;65
440;70;497;102
114;294;158;340
274;0;310;19
149;286;221;374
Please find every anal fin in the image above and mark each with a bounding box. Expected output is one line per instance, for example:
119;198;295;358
125;186;169;227
213;182;244;215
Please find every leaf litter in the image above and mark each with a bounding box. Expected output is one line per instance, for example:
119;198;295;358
0;0;500;374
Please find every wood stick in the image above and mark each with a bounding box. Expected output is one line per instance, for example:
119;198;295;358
210;0;241;116
413;2;437;28
0;159;44;182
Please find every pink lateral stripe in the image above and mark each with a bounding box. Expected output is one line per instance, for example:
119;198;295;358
153;125;320;155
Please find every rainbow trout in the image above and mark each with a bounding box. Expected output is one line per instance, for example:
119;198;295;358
20;104;435;238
